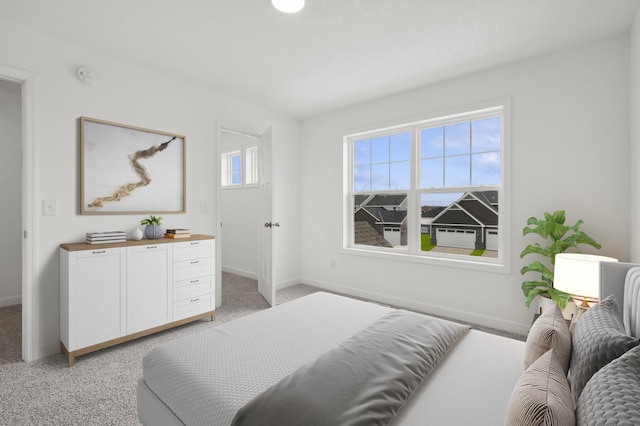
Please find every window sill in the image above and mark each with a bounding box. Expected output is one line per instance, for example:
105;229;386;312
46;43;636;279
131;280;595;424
340;246;510;274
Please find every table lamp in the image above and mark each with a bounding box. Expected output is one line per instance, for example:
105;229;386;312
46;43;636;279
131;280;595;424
554;253;618;309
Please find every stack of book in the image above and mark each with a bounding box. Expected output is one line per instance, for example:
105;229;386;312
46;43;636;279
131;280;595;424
164;228;191;239
86;231;127;245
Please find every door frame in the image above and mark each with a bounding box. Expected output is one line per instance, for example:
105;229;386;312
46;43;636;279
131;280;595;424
0;64;37;362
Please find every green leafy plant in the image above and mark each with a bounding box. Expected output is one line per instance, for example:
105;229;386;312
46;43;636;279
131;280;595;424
520;210;601;309
140;215;162;226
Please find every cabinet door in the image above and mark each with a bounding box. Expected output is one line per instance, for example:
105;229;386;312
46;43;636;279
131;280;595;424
72;247;127;350
127;244;172;334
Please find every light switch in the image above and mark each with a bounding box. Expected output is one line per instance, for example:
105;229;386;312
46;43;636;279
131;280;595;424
43;199;58;216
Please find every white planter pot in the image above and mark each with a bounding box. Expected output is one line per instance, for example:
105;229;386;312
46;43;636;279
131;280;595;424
538;295;576;321
538;296;557;314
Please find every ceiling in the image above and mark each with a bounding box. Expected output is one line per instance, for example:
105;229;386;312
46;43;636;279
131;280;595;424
1;0;639;118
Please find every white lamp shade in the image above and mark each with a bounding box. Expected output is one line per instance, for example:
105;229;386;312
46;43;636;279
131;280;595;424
554;253;618;300
271;0;305;14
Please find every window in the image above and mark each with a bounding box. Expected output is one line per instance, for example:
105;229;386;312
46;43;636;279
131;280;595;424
221;146;259;188
345;104;507;267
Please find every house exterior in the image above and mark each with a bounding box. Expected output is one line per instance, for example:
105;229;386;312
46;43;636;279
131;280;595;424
429;191;499;251
354;194;408;247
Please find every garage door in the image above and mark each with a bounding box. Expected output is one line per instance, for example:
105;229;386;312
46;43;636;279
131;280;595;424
486;230;499;251
436;228;476;249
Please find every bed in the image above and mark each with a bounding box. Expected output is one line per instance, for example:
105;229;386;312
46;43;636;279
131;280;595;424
137;262;640;425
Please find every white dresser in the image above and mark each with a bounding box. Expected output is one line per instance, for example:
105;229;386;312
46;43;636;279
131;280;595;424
60;234;215;366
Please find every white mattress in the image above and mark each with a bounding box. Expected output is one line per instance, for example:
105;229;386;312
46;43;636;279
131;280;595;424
138;292;525;426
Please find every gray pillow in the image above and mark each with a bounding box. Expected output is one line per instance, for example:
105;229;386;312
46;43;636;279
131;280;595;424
570;295;640;405
504;349;574;426
576;345;640;425
525;305;571;374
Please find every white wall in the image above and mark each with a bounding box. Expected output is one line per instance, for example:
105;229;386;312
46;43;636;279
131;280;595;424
0;20;301;360
630;8;640;262
300;36;631;334
0;79;22;307
220;131;259;279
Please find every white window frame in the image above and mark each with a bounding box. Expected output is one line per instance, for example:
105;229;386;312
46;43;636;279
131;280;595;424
342;100;511;274
221;150;242;187
245;145;259;186
221;145;259;189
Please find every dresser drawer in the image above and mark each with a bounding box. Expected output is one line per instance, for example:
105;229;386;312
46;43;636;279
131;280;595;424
174;240;214;262
174;293;214;321
174;276;213;302
173;257;213;281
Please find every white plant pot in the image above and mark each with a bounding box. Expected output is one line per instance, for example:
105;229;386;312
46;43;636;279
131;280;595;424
538;295;575;321
537;296;557;314
132;227;143;241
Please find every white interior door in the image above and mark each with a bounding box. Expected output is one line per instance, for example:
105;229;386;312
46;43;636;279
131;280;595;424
258;127;275;306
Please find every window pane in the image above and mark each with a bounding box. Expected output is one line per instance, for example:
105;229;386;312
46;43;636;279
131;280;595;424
444;155;470;187
390;132;410;162
390;161;410;189
420;191;498;256
472;152;501;185
232;170;241;185
354;193;408;249
444;122;470;156
231;155;241;171
371;136;389;163
420;192;463;252
354;139;370;166
420;158;443;188
371;164;389;191
222;151;241;187
354;165;371;191
472;117;501;153
421;127;443;158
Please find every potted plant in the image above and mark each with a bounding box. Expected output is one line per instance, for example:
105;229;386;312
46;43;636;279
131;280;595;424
140;215;163;240
520;210;601;309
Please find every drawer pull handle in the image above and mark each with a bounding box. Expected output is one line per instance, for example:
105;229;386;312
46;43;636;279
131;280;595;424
92;250;106;254
190;279;199;284
147;246;158;249
190;298;200;303
190;260;199;264
190;242;200;246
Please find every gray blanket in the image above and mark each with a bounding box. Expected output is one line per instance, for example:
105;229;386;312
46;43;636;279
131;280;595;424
231;310;469;426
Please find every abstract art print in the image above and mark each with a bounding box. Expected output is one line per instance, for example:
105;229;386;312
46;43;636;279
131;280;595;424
80;117;186;214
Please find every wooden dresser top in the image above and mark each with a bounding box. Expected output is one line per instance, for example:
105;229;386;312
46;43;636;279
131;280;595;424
60;234;215;251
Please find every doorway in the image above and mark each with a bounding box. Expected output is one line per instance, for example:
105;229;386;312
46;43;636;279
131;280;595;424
216;124;275;307
0;64;36;363
219;130;260;279
0;79;23;363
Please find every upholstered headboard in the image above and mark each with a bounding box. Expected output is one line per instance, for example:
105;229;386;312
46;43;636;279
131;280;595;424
600;262;640;337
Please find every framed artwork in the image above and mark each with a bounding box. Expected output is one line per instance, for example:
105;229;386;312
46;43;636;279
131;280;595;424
80;117;186;214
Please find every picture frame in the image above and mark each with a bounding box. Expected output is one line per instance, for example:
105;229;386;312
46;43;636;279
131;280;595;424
80;117;186;215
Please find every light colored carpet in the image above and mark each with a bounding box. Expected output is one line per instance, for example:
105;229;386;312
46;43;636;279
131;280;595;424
0;304;21;364
0;273;318;425
0;273;523;425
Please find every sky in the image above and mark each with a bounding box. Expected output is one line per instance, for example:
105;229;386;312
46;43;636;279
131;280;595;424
354;116;501;207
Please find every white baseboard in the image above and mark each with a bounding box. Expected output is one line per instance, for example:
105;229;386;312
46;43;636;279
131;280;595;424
221;266;258;280
0;295;21;308
299;276;530;336
276;277;302;291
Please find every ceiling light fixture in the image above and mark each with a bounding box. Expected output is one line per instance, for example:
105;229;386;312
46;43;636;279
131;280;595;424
271;0;305;14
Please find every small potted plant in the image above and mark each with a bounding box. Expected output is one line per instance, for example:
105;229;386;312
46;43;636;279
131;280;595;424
520;210;601;310
140;215;163;240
